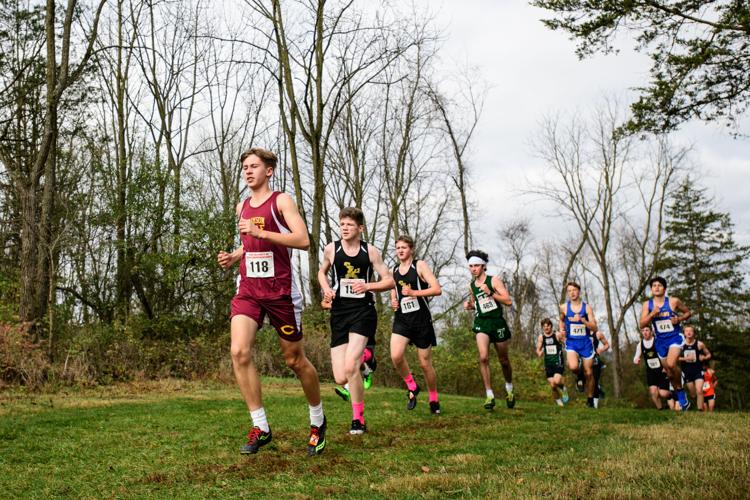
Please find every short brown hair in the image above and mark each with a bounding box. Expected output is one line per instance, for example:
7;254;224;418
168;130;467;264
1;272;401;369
339;207;364;226
540;318;553;327
396;235;414;248
240;147;277;169
565;281;581;291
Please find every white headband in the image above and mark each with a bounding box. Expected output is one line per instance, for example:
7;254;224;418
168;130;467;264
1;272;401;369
467;256;487;265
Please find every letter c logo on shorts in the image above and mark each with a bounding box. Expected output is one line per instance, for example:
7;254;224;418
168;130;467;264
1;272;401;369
280;325;296;336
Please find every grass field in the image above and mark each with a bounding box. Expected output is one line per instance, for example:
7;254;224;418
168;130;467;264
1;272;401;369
1;378;748;498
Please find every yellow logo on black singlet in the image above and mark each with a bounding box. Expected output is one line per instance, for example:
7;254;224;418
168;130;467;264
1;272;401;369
252;216;265;230
343;261;360;278
280;325;296;336
398;280;408;288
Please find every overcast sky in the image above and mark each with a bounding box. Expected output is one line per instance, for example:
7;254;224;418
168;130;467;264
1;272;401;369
432;1;750;250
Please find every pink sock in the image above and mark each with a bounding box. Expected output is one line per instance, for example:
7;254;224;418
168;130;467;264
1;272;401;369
352;401;364;424
361;348;372;364
403;373;417;391
429;390;439;402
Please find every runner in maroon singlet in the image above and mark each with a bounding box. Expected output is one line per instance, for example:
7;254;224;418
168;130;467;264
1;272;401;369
217;148;326;456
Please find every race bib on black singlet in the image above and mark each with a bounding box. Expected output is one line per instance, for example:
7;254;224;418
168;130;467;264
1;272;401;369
400;296;420;314
545;345;557;355
340;278;366;299
683;350;697;362
647;357;661;369
245;252;274;278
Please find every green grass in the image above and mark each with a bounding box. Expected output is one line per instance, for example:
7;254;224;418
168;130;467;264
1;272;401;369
1;378;748;498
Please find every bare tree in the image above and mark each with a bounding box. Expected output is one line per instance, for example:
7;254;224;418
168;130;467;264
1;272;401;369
530;100;682;396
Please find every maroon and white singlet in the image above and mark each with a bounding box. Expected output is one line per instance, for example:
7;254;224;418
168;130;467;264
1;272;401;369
230;191;303;341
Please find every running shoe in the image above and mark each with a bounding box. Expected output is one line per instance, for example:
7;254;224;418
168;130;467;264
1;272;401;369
407;384;421;410
586;398;596;409
576;379;584;393
349;419;367;435
307;417;327;456
429;401;441;415
240;427;272;454
506;391;516;409
363;372;373;390
680;400;691;412
561;387;570;404
483;396;496;410
335;386;350;402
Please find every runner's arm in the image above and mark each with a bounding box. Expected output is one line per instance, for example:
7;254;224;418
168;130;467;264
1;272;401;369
596;331;609;355
217;201;246;269
317;243;336;300
365;245;396;292
671;297;692;325
558;305;566;337
584;304;598;332
464;286;475;310
490;276;512;306
405;260;441;298
536;335;543;357
633;342;642;364
699;341;712;362
243;193;309;250
639;302;656;328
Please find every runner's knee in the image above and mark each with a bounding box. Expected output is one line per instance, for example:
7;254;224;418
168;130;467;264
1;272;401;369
231;345;253;367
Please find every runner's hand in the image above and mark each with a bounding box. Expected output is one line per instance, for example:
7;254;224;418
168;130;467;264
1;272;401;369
238;217;263;238
478;283;491;296
464;300;474;310
217;250;239;270
323;289;335;302
320;298;332;310
670;316;680;325
351;281;369;294
391;297;399;311
401;285;413;297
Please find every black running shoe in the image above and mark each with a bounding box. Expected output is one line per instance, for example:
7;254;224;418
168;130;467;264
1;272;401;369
240;427;272;454
307;417;327;456
429;401;441;415
407;384;421;410
506;391;516;409
349;419;367;435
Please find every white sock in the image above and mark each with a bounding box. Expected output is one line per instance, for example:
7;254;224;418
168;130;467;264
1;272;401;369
555;399;563;406
486;389;494;398
309;402;324;427
361;364;372;376
344;383;350;391
593;398;599;408
505;383;514;393
250;407;270;433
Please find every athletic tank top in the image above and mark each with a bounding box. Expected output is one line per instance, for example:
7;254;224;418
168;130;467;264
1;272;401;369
703;370;715;397
641;338;662;372
331;240;374;310
470;275;504;320
542;333;563;367
238;192;293;298
648;297;683;337
681;340;701;368
564;301;590;339
393;260;432;323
